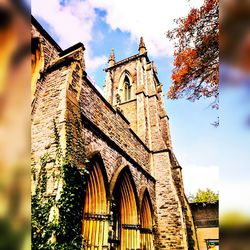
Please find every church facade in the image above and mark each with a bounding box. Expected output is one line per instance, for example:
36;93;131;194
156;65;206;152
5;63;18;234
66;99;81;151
31;16;198;250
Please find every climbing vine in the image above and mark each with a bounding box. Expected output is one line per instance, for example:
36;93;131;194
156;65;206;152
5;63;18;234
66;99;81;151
32;153;55;250
32;114;89;249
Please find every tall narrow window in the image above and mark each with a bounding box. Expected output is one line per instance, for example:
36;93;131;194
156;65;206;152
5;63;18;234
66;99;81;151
124;76;131;101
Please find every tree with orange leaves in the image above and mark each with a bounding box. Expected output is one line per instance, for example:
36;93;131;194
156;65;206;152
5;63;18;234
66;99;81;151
167;0;219;109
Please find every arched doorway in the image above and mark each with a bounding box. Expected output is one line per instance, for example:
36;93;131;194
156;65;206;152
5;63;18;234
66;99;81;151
82;158;109;249
110;166;140;250
140;190;154;250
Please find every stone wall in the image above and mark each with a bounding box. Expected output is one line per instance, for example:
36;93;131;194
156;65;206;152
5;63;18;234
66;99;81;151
31;17;198;250
78;75;151;173
31;17;62;69
31;18;155;209
190;202;219;250
119;99;137;132
31;63;68;171
153;151;188;249
190;202;219;228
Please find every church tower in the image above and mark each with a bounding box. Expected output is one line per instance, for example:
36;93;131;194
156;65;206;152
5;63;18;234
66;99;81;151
104;37;172;153
104;38;198;249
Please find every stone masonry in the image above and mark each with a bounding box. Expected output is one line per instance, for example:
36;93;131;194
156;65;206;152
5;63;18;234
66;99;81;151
31;16;198;250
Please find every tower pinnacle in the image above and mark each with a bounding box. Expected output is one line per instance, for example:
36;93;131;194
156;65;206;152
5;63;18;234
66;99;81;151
108;48;115;67
138;37;146;54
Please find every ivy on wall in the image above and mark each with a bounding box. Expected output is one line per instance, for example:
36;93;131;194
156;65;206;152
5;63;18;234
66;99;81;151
32;115;89;249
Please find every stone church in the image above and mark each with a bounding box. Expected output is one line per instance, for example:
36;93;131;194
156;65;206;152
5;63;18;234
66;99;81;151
31;16;198;250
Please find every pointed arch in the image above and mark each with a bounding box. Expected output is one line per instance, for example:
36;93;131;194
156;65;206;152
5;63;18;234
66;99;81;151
86;151;110;195
118;70;132;102
110;165;140;250
82;152;109;249
140;189;154;250
118;69;132;81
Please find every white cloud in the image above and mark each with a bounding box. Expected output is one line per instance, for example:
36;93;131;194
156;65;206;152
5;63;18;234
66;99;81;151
32;0;107;72
90;0;204;57
32;0;205;64
32;0;204;73
182;164;219;195
220;181;250;215
183;164;250;215
85;52;107;73
32;0;95;47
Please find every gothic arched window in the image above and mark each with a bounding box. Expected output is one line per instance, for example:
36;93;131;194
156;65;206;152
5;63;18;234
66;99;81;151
124;75;131;101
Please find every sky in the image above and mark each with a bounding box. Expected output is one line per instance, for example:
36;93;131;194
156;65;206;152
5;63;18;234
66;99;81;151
219;82;250;215
31;0;223;208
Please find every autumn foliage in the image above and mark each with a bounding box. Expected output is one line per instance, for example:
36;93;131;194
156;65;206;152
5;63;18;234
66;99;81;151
167;0;219;108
